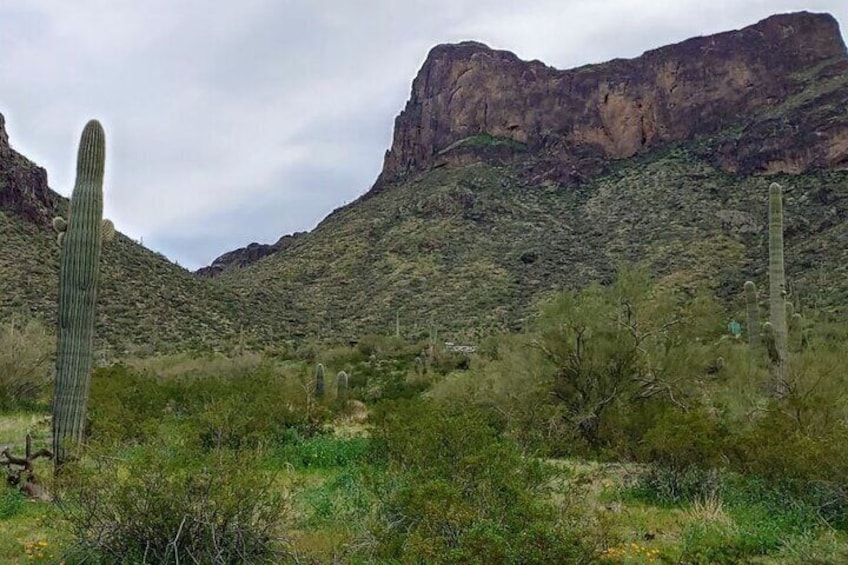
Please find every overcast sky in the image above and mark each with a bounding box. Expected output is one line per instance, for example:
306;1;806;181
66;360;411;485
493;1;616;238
1;1;846;270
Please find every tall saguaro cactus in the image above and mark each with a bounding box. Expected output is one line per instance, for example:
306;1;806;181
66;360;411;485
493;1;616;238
52;120;107;466
768;182;789;395
744;281;760;350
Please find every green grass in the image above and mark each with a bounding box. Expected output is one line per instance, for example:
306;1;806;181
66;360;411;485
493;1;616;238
0;412;63;565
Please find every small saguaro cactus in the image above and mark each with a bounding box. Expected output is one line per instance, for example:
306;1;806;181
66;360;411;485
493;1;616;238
336;370;349;404
767;182;789;396
315;363;325;399
52;120;109;467
744;281;760;350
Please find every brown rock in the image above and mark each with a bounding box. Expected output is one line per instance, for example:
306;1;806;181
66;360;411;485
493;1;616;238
377;11;848;187
195;231;307;277
0;113;57;223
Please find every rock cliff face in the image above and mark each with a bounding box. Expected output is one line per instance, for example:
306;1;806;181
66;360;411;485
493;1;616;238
196;232;307;277
0;113;56;223
377;11;848;187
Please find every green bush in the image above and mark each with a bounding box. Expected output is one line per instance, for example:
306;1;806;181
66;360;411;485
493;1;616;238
0;488;25;519
299;467;373;526
534;268;718;453
366;400;592;564
0;316;54;409
631;465;723;507
57;443;291;564
87;362;320;449
270;433;370;469
638;406;728;471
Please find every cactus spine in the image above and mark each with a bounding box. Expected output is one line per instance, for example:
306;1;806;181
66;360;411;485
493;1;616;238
768;182;789;395
336;370;349;403
315;363;325;398
52;120;107;466
744;281;760;350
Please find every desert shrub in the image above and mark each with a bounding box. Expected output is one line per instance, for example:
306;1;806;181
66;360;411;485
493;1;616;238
732;407;848;485
317;344;366;372
534;269;719;453
270;433;370;470
57;443;291;564
638;406;728;470
365;400;592;563
729;407;848;527
0;488;25;519
631;466;724;507
355;334;418;360
723;345;848;527
124;351;266;380
0;316;54;409
346;354;430;403
88;362;320;449
85;364;171;443
427;333;559;453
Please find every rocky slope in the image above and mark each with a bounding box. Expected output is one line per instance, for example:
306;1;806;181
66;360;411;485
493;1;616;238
4;11;848;346
379;11;848;184
0;114;57;224
0;115;264;354
200;11;848;341
202;11;848;281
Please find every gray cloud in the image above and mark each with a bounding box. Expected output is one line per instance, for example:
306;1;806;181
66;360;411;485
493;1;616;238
1;1;846;269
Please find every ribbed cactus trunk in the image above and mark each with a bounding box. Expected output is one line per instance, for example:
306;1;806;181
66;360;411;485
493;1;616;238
768;182;789;396
744;281;760;350
52;121;106;467
336;371;349;404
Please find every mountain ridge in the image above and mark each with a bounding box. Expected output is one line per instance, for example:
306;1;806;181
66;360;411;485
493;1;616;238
2;11;847;346
200;10;848;278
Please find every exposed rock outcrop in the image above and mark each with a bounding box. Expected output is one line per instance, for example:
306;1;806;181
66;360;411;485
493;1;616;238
196;232;307;277
377;11;848;187
0;113;56;223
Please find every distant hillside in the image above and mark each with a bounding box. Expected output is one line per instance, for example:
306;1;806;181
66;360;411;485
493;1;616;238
203;12;848;339
212;152;848;340
0;116;268;354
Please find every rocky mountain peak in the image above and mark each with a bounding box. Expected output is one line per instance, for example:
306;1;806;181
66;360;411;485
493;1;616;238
376;11;848;188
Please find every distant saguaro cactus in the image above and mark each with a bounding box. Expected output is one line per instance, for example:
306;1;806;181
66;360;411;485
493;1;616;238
315;363;325;399
744;281;760;350
336;371;349;404
52;120;108;467
768;182;789;395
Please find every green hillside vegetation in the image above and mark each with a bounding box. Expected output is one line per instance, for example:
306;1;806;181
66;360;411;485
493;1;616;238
217;146;848;341
0;208;262;356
